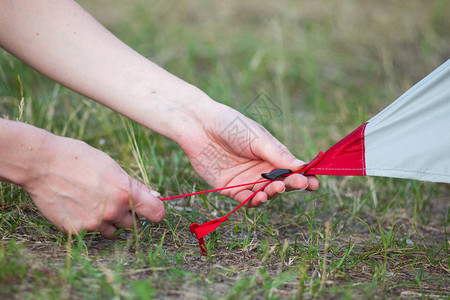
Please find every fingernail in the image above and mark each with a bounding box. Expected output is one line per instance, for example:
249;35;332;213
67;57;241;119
151;190;160;198
281;187;286;193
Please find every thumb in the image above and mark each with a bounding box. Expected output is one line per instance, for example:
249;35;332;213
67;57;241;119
130;178;165;223
254;134;305;171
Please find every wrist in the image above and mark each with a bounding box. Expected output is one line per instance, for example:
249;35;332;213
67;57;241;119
0;119;52;188
165;88;222;144
126;77;221;144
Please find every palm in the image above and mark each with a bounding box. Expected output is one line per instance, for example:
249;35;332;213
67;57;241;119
179;107;318;207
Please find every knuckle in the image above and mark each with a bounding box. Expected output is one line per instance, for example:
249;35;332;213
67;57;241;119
118;189;132;206
102;208;120;223
277;144;291;157
132;178;146;190
114;180;133;205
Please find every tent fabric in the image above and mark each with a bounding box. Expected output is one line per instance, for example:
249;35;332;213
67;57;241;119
305;123;367;176
306;59;450;183
364;60;450;183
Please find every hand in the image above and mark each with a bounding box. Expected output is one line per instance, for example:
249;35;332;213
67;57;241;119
178;104;320;207
21;133;165;238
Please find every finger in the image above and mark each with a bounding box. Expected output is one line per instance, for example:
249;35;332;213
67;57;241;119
100;224;120;239
252;191;268;205
305;175;320;191
232;189;266;208
234;180;285;206
262;180;286;199
113;211;141;229
283;174;309;191
130;178;165;223
253;133;306;171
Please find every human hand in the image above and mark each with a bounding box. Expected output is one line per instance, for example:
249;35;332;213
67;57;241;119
21;133;165;238
178;104;320;207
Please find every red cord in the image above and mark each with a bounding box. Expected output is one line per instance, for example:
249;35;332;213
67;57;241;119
161;151;325;254
160;179;270;201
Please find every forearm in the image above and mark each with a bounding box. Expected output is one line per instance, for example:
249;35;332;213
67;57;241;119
0;118;49;186
0;0;214;143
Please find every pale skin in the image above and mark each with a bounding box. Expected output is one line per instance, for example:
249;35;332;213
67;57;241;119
0;0;319;239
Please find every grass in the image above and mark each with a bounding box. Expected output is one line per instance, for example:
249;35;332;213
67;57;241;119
1;0;450;299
